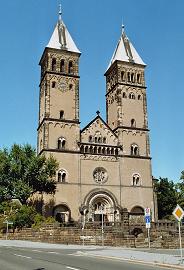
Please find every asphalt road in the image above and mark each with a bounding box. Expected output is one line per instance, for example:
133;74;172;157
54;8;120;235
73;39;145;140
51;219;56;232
0;246;177;270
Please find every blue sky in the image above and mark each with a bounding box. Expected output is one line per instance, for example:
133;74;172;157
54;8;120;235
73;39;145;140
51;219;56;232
0;0;183;182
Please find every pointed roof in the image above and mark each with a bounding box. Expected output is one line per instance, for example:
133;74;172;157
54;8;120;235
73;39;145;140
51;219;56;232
47;7;80;54
107;25;145;70
81;114;118;142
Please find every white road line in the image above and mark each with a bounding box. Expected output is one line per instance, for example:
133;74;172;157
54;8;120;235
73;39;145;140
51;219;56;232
13;254;32;259
67;251;85;256
66;267;80;270
31;249;44;253
68;254;83;257
47;251;59;254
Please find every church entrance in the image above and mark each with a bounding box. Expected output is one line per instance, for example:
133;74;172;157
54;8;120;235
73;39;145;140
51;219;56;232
87;193;119;223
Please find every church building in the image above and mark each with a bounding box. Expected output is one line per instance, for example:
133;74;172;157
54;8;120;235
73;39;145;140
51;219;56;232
37;9;157;223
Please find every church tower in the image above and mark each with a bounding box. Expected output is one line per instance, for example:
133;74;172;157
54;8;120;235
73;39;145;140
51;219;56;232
105;26;156;221
37;8;81;155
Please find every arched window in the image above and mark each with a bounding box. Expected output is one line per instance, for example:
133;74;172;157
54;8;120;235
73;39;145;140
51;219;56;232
94;146;97;154
51;58;56;71
52;81;56;88
131;144;139;156
68;61;73;74
69;84;73;90
89;135;93;142
107;148;110;155
60;110;64;119
85;146;88;153
58;170;67;183
121;71;125;81
131;119;136;127
58;137;66;150
102;147;106;155
60;59;65;72
123;92;127;98
131;73;134;82
137;74;141;83
129;92;135;99
111;148;114;155
115;148;118;155
132;173;141;186
94;131;102;144
103;137;106;144
138;94;141;100
89;146;93;154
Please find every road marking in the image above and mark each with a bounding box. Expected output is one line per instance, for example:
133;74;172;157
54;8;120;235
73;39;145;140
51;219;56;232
31;249;44;253
13;254;32;259
66;267;80;270
67;251;86;256
47;251;59;254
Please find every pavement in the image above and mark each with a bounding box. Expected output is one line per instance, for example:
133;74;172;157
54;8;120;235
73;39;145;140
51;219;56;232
0;240;183;269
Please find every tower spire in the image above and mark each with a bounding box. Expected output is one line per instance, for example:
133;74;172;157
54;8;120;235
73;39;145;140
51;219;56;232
57;3;67;48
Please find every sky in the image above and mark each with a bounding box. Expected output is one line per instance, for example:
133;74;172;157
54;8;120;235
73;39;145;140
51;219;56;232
0;0;184;182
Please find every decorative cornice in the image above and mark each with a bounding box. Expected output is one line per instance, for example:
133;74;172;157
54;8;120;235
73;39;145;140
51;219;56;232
39;47;81;66
37;117;80;131
113;126;149;132
38;148;151;160
40;70;80;86
38;148;80;155
106;81;146;96
104;59;145;76
119;154;152;160
57;182;153;189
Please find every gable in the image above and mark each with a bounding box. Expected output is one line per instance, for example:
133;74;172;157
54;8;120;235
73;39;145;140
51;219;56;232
81;117;118;146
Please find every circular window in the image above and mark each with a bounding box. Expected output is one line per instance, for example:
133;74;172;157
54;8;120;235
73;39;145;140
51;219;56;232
93;167;108;184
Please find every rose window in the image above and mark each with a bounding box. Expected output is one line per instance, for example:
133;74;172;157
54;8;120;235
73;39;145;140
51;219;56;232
93;167;108;184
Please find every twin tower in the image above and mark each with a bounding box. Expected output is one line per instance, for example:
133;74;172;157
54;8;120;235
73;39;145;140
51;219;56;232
37;10;157;223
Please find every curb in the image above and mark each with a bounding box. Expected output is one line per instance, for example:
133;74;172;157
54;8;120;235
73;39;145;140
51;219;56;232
84;253;184;269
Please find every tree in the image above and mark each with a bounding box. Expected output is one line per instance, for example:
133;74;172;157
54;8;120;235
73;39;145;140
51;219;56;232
0;144;58;204
176;171;184;208
156;177;177;219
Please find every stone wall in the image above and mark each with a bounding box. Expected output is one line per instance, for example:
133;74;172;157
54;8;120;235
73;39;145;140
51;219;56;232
0;221;183;249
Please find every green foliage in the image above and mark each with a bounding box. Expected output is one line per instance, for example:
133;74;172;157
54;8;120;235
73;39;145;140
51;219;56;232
0;201;37;229
12;205;37;228
156;177;177;219
0;144;58;204
176;171;184;209
32;213;45;228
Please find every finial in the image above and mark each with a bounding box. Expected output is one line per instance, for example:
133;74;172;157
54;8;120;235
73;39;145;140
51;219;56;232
59;3;62;21
121;17;125;34
96;110;100;116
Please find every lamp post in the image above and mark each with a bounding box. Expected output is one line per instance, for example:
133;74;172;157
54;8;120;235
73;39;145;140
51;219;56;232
99;205;104;246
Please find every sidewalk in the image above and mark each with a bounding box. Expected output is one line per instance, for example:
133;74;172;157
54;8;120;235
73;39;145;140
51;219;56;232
83;247;184;269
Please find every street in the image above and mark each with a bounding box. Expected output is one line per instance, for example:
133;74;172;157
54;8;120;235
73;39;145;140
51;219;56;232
0;245;179;270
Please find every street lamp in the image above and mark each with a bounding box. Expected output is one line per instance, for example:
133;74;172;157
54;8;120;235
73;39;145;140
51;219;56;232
99;205;104;246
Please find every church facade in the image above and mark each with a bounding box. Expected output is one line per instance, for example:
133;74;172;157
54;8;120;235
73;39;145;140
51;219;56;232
37;10;157;223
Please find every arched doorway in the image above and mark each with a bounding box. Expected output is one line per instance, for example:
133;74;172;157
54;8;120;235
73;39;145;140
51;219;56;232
53;204;70;223
84;191;120;222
